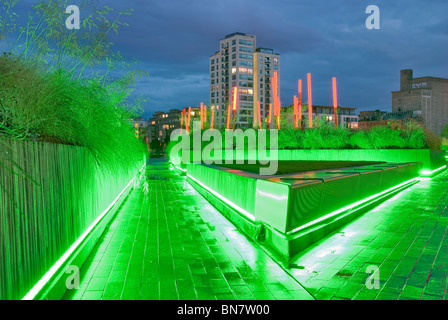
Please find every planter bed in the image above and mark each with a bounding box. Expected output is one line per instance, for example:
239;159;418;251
186;160;423;261
185;149;445;171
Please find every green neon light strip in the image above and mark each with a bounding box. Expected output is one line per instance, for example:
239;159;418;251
187;173;256;222
170;161;187;172
22;164;146;300
420;165;446;177
286;177;419;235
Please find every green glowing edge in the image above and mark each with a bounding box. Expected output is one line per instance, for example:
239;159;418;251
170;161;187;172
186;173;256;222
285;177;419;236
22;164;146;300
420;165;446;177
186;168;422;237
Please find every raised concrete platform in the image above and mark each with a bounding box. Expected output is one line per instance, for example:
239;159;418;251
186;162;423;261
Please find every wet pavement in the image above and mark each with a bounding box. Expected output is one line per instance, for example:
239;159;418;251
62;160;313;300
63;159;448;300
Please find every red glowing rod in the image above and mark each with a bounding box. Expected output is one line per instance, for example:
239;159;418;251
200;102;204;130
268;103;272;128
277;96;281;130
272;72;278;117
294;95;298;128
232;87;238;130
257;101;262;129
180;109;184;134
272;71;281;129
332;77;338;127
307;73;313;128
298;79;302;129
253;101;258;129
232;87;238;111
187;107;191;133
211;106;215;129
226;104;231;130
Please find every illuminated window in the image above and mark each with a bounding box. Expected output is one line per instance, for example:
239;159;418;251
232;68;237;74
238;68;253;74
239;89;254;95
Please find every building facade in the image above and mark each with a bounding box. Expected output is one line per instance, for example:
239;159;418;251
283;105;358;129
130;117;148;139
147;109;182;147
392;69;448;136
209;32;280;129
358;109;423;130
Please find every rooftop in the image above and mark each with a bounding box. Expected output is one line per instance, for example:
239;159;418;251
223;32;255;39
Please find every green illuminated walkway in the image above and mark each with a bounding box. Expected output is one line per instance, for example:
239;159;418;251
62;160;313;300
289;171;448;300
62;160;448;300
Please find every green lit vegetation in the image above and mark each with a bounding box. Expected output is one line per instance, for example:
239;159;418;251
0;0;148;173
278;120;429;150
0;1;148;300
170;120;430;152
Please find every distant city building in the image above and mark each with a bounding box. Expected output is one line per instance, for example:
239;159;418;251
392;69;448;136
147;109;182;147
283;105;358;129
209;32;280;129
129;117;148;139
358;109;423;130
359;110;388;122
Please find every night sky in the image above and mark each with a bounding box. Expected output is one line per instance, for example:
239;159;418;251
10;0;448;118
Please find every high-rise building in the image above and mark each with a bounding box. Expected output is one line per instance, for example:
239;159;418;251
392;69;448;136
209;32;280;129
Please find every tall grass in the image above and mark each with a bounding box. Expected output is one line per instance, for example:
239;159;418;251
0;1;148;174
277;121;428;150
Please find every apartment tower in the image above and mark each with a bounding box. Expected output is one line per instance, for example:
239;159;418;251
209;32;280;129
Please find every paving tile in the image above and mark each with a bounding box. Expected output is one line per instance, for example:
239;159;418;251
82;290;103;300
63;161;448;301
287;171;448;300
62;160;313;300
